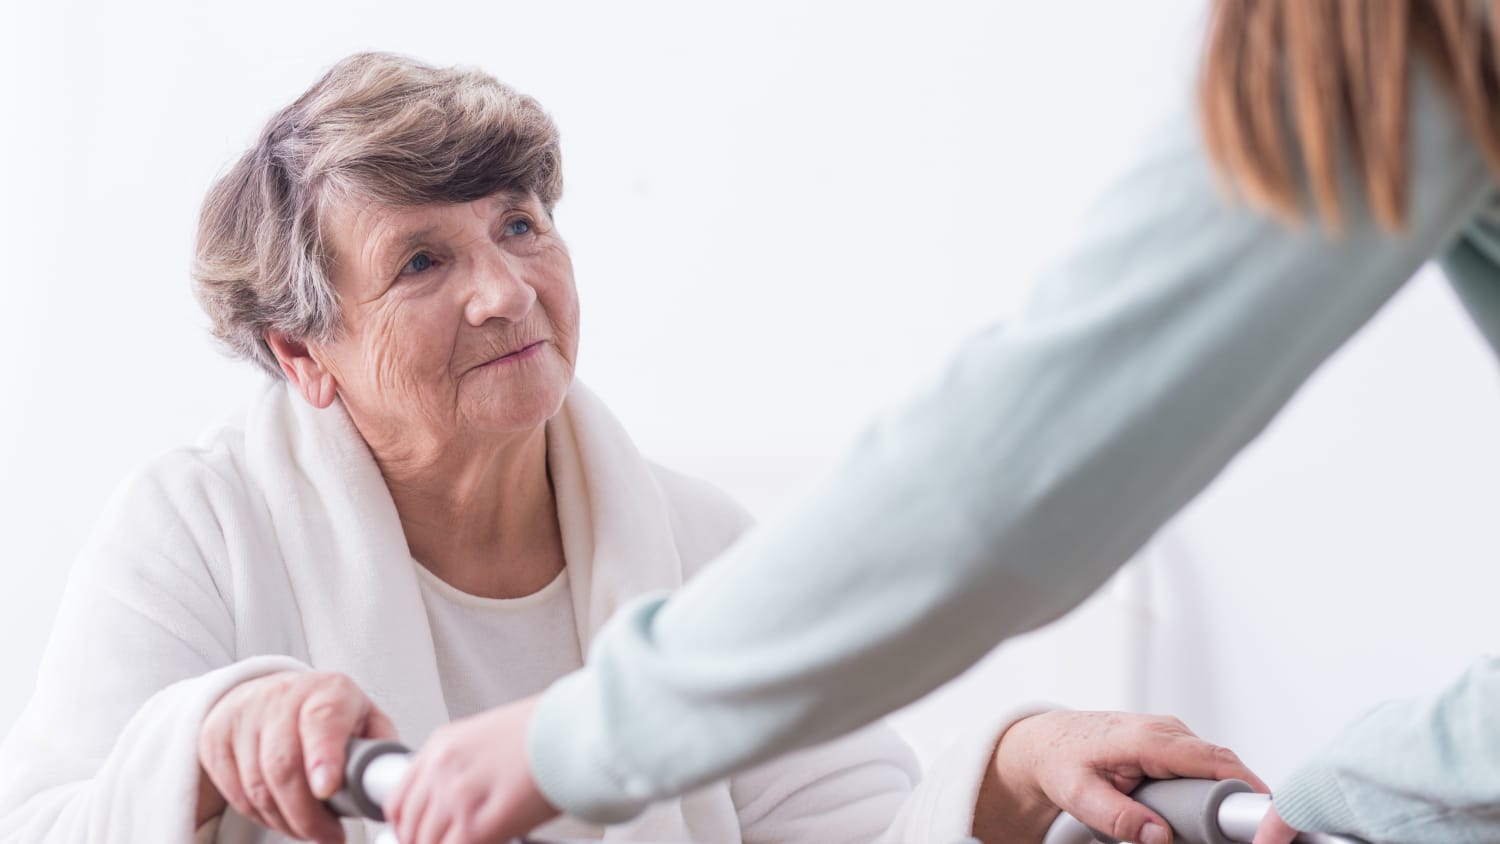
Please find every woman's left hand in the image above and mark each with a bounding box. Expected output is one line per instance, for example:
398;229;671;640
384;694;559;844
988;711;1269;844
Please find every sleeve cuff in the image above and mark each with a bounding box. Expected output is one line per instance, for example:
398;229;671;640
882;702;1061;843
1273;759;1360;835
942;703;1062;838
527;668;653;825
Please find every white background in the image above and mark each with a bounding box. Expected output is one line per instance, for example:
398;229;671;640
4;0;1500;795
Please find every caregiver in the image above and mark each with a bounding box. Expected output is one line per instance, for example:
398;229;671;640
384;2;1500;844
0;51;1254;844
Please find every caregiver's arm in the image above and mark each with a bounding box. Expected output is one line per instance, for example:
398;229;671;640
523;70;1497;824
1256;658;1500;843
1240;205;1500;844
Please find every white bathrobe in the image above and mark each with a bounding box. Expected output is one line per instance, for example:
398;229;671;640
0;379;1030;844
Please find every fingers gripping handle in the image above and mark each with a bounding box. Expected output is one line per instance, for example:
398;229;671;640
1090;779;1254;844
1045;779;1377;844
326;734;988;844
327;737;412;822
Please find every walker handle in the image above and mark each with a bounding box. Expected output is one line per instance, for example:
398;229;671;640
1089;778;1253;844
1042;778;1372;844
327;737;412;822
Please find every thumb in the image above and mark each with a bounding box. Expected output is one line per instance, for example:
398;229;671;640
299;682;369;800
363;705;400;741
1069;776;1173;844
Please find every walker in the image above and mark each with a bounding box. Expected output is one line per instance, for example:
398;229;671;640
330;738;1372;844
1040;779;1370;844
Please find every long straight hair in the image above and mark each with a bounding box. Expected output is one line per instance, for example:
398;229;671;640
1199;0;1500;231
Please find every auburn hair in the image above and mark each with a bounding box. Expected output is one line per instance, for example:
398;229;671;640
1199;0;1500;232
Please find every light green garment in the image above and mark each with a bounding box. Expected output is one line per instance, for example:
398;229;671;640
530;62;1500;843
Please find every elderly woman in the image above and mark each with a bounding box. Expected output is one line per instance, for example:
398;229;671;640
0;52;1256;844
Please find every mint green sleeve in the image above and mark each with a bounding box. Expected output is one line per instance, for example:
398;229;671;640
1441;195;1500;352
1261;205;1500;843
529;70;1496;825
1275;658;1500;841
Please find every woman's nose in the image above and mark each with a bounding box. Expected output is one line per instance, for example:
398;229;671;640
464;252;537;326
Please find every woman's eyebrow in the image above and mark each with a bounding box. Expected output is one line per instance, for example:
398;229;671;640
373;225;439;268
488;190;532;212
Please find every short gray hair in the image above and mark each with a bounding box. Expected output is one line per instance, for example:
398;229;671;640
192;51;564;378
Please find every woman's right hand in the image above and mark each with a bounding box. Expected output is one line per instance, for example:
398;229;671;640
196;670;399;843
987;711;1268;844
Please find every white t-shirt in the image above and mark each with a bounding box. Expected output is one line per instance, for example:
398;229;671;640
414;563;605;839
415;563;583;719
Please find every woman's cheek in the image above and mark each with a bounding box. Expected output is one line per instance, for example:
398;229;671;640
546;283;582;367
364;309;435;400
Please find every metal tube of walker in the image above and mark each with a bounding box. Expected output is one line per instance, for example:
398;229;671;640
334;741;1368;844
328;738;984;844
1042;778;1372;844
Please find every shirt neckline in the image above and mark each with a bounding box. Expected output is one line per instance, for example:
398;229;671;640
412;561;570;611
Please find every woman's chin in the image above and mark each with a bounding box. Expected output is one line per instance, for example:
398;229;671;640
459;378;571;434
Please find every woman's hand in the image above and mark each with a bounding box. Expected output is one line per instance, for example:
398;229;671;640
983;711;1268;844
196;670;399;844
385;694;560;844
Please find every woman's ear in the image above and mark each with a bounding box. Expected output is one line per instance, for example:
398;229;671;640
265;331;338;409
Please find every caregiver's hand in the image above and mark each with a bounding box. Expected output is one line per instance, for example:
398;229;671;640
986;711;1269;844
1252;804;1302;844
197;670;399;843
385;694;559;844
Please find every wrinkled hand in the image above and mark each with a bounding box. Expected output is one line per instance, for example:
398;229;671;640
994;711;1268;844
385;694;559;844
197;670;398;843
1252;804;1302;844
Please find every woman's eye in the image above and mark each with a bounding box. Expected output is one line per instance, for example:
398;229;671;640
402;252;434;275
506;218;532;236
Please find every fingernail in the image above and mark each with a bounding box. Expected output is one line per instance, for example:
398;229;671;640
1141;821;1171;844
310;764;332;798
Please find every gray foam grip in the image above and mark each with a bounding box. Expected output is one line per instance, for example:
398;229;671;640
326;737;411;822
1089;779;1254;844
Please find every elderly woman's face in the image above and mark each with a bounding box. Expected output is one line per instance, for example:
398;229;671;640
314;191;579;440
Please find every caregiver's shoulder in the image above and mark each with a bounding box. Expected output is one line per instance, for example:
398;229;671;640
648;461;755;577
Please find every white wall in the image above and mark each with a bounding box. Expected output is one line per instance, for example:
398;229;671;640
5;0;1499;796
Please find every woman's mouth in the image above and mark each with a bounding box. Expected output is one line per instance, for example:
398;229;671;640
479;340;546;369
